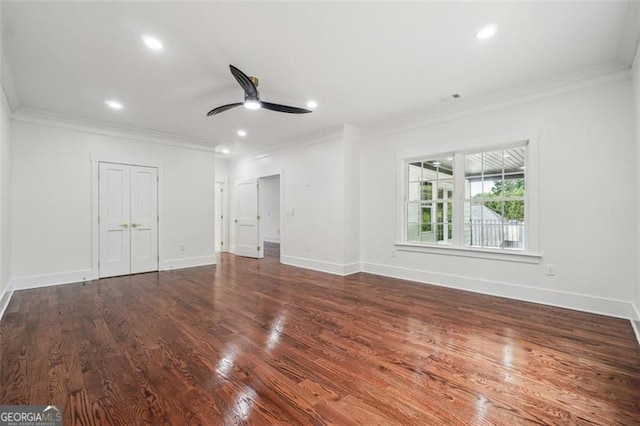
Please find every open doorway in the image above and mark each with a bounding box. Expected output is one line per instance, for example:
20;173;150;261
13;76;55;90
258;175;281;261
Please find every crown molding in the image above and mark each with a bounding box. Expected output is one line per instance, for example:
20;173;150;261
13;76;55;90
12;108;217;153
231;124;348;164
364;61;631;140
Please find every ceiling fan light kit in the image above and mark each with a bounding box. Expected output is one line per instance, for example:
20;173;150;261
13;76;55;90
207;65;312;117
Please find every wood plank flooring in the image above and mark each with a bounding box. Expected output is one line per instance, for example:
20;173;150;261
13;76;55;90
1;252;639;425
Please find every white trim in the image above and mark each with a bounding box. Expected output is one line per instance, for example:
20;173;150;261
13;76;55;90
0;281;15;320
631;304;640;346
365;62;630;139
631;320;640;347
263;236;281;243
91;155;166;280
395;243;542;264
12;108;216;153
11;269;93;290
162;255;216;271
281;255;360;276
361;262;637;320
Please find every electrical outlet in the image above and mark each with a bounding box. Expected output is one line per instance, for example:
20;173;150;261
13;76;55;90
180;243;185;251
306;244;311;252
545;264;555;276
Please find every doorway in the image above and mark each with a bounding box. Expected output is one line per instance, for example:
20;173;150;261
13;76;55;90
258;175;281;260
98;162;159;278
233;174;282;261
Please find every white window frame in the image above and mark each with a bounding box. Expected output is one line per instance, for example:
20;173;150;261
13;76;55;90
395;130;541;263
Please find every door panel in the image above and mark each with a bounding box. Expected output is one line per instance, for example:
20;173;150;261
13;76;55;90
235;179;260;258
130;165;159;274
99;163;130;278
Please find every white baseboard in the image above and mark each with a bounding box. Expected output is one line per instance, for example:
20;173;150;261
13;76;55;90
361;262;636;320
11;269;95;290
162;255;216;271
632;303;640;346
0;280;15;320
281;255;359;276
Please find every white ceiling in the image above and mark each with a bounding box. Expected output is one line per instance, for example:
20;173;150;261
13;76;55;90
1;1;635;157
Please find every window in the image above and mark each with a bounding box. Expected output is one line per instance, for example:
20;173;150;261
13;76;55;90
464;146;525;249
402;138;535;256
407;157;454;245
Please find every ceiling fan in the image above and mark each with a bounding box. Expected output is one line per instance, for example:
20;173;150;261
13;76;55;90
206;65;312;117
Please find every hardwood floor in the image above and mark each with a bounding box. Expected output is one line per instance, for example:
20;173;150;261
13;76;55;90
1;253;639;425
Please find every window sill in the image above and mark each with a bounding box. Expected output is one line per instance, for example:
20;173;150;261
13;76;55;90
395;243;542;264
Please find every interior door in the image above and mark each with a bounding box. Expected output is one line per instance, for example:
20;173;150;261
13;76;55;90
99;163;131;278
235;179;261;258
130;166;158;274
99;162;159;278
215;182;224;253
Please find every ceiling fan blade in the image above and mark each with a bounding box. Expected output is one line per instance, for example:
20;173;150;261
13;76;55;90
206;102;243;116
229;65;258;98
260;101;312;114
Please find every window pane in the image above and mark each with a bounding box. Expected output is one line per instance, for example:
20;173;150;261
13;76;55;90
421;182;433;200
408;162;422;181
436;178;453;199
408;181;420;201
422;206;432;232
407;223;420;243
482;150;503;176
407;202;420;223
504;200;524;221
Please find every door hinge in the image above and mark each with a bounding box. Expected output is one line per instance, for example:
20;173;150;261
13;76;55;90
221;241;224;246
220;188;224;193
220;215;223;219
257;246;261;251
257;215;261;220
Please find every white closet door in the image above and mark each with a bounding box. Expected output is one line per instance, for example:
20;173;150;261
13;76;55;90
235;179;261;258
130;165;159;274
99;163;131;278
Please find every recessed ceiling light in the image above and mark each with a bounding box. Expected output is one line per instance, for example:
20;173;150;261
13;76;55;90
237;129;247;137
433;161;441;166
104;100;122;110
476;25;497;40
447;157;453;161
244;100;261;110
215;145;231;155
142;35;163;50
307;100;318;109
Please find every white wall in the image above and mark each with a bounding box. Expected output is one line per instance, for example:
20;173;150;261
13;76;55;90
11;117;216;287
634;52;640;315
229;128;358;274
259;175;280;243
360;78;636;319
0;84;11;299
